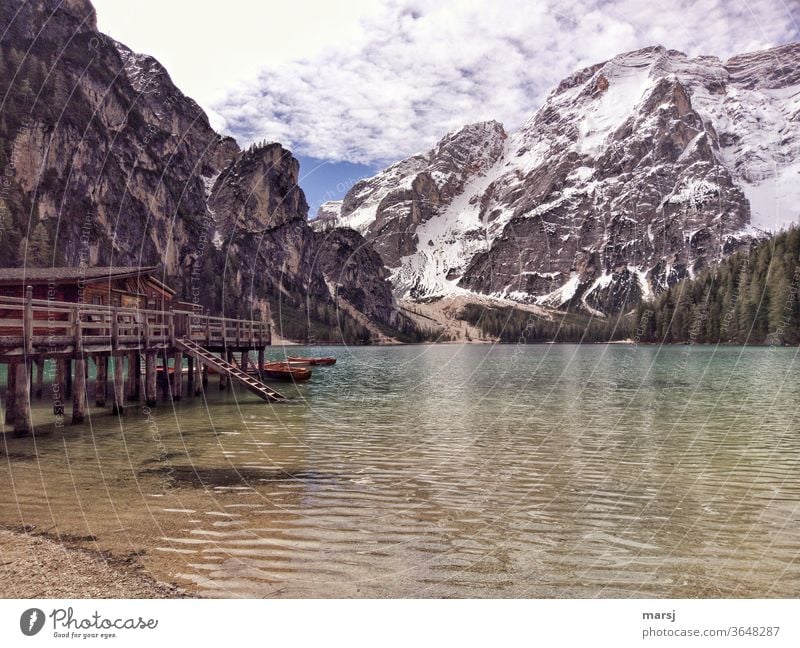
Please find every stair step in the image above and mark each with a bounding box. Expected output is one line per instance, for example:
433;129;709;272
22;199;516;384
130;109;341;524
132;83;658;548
176;338;286;403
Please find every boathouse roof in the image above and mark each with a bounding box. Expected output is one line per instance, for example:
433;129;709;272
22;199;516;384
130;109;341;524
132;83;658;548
0;266;175;293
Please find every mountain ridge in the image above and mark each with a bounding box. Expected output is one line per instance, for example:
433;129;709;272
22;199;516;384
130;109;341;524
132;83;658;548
315;42;800;315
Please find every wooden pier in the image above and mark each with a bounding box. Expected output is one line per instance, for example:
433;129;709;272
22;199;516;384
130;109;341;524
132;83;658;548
0;287;283;436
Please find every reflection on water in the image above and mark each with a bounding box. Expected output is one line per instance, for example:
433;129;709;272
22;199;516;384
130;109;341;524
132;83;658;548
1;344;799;597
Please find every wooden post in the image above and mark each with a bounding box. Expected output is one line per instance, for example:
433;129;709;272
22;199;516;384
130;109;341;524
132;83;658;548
13;361;32;436
54;358;66;415
72;304;86;423
258;347;265;379
72;305;82;353
145;351;157;407
111;307;119;352
194;356;203;395
24;286;33;356
112;355;125;415
160;351;170;401
142;313;151;350
241;351;248;373
205;310;211;346
34;357;45;398
202;364;208;389
5;362;16;425
95;354;108;407
168;308;176;347
187;355;195;396
72;357;86;424
172;351;183;401
65;358;72;397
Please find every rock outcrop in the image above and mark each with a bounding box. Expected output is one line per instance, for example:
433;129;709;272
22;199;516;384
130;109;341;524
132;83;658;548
313;227;399;327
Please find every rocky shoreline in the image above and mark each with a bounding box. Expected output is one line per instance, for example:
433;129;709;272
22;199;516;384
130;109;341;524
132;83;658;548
0;526;187;599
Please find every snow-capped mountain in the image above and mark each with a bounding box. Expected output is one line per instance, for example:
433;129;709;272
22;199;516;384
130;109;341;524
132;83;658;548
314;43;800;314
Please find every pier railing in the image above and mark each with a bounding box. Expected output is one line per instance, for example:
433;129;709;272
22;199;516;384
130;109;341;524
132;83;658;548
0;289;270;357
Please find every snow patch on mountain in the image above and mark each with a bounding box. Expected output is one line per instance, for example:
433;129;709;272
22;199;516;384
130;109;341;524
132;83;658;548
740;161;800;231
538;273;581;308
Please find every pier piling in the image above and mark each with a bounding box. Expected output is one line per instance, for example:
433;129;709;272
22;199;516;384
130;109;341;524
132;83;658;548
160;352;170;401
172;351;183;401
13;361;32;436
0;292;274;433
95;355;108;407
145;352;157;407
5;364;15;425
112;355;125;415
72;357;86;424
187;355;195;395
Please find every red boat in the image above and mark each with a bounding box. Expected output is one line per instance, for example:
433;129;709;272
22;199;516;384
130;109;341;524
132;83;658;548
287;355;336;366
262;361;312;382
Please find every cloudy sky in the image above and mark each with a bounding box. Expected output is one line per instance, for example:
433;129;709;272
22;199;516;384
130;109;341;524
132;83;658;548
94;0;798;209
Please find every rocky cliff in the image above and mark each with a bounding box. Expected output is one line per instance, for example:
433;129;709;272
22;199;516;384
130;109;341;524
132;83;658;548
0;0;237;282
0;0;403;342
318;44;800;314
312;227;398;327
206;142;405;337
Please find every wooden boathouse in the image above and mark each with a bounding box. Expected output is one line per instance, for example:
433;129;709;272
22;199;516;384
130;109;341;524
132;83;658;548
0;266;285;437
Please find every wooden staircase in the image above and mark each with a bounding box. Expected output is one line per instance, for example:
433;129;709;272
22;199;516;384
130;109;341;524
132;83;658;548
176;338;288;402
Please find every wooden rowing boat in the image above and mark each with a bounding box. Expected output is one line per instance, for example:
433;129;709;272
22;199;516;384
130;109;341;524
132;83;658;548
287;355;336;366
262;361;312;382
156;365;189;375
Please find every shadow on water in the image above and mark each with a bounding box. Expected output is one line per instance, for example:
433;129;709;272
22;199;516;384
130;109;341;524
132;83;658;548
138;465;338;488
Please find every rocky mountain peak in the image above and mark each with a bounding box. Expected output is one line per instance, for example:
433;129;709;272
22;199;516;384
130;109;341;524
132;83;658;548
210;142;308;234
321;42;800;313
322;120;508;268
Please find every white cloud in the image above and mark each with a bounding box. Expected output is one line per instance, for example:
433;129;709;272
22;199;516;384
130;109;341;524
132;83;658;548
92;0;385;111
96;0;798;165
213;0;797;164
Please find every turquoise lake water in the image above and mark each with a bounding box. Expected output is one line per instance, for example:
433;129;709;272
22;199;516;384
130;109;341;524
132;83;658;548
1;343;798;597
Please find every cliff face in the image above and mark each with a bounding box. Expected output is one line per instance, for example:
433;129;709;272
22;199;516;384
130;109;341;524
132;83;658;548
205;143;405;336
0;0;403;341
312;227;398;327
0;0;238;288
319;44;800;314
206;142;331;321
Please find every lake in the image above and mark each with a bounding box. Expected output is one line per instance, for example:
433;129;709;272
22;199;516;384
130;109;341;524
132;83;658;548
1;343;798;597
